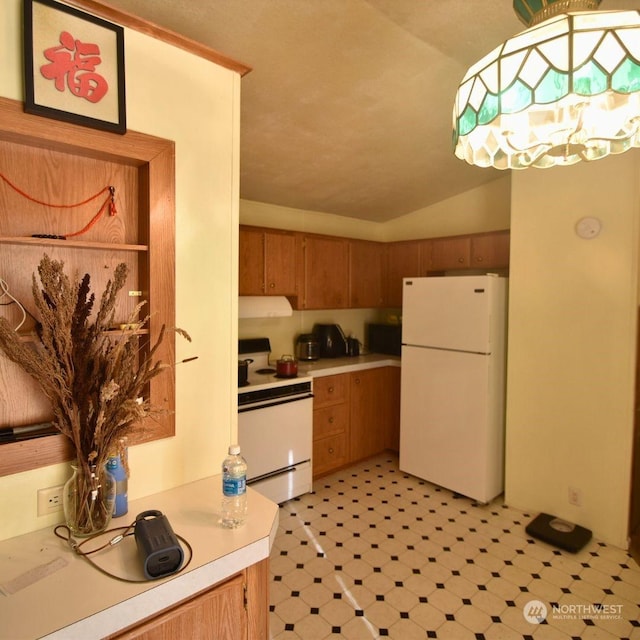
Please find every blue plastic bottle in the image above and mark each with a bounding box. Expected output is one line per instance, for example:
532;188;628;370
107;447;128;518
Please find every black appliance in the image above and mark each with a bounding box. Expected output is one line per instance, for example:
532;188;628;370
367;323;402;356
313;324;347;358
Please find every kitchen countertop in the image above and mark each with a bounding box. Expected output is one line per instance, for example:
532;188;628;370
0;477;278;640
298;353;400;377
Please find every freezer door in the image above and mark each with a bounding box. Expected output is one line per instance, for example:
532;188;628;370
399;345;505;503
402;275;505;353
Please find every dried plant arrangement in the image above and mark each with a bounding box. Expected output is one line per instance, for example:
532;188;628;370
0;254;189;533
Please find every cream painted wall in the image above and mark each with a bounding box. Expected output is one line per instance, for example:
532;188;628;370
382;176;511;241
241;174;511;243
0;1;239;540
506;154;640;548
239;308;393;360
241;199;385;240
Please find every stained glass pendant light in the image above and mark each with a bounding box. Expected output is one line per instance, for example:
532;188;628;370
452;0;640;169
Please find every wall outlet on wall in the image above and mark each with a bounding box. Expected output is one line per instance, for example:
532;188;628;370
37;485;64;516
568;486;583;507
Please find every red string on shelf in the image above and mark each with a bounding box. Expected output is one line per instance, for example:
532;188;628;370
0;172;117;239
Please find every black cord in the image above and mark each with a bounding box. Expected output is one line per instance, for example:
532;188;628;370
54;522;193;584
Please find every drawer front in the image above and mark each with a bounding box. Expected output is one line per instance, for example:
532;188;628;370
313;434;348;475
313;374;348;407
313;404;348;440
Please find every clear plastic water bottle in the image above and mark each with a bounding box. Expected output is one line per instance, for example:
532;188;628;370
221;444;247;528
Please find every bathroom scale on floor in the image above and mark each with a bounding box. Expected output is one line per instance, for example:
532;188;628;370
525;513;592;553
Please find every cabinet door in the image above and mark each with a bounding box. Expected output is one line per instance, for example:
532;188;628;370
314;404;349;440
313;433;348;476
301;235;349;309
427;236;471;272
114;573;246;640
313;374;349;408
349;368;388;462
349;239;384;308
385;367;401;452
239;226;265;295
264;230;297;295
470;231;510;269
385;241;422;307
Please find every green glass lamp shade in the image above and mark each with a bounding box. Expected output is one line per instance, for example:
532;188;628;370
513;0;602;26
453;8;640;169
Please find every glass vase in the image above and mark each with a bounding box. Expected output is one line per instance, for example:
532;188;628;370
63;461;116;537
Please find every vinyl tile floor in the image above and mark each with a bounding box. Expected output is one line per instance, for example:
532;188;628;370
268;453;640;639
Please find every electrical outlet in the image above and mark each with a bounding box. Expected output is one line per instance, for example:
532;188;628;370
568;486;582;507
37;485;64;516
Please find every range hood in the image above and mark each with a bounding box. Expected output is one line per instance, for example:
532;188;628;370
238;296;293;319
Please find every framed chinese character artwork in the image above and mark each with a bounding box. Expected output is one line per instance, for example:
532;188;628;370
23;0;126;134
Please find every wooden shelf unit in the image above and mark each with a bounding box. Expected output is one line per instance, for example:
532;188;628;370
0;96;176;477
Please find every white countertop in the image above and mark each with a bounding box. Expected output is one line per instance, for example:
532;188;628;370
0;477;279;640
298;353;400;377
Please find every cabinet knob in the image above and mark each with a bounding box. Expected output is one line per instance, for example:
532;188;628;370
476;256;483;262
269;282;275;288
458;257;464;263
328;447;334;454
354;378;360;384
328;386;334;393
328;417;334;424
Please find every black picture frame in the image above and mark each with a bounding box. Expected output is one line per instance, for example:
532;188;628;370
23;0;126;134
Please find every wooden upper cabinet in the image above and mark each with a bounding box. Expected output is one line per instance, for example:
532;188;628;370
470;230;510;269
239;226;297;296
239;226;265;295
421;231;510;274
238;226;510;310
265;230;297;294
384;240;422;307
300;234;349;309
349;239;385;308
426;235;472;272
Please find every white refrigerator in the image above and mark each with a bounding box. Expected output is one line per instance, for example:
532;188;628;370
399;275;508;503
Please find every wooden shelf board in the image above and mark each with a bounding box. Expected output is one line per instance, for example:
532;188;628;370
0;236;148;252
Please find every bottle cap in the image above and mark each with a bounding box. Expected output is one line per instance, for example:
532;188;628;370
229;444;241;455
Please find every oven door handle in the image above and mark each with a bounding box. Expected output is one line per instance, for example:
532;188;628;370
238;393;313;413
248;463;303;484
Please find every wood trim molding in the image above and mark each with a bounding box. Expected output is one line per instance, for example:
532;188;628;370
0;97;176;476
62;0;252;77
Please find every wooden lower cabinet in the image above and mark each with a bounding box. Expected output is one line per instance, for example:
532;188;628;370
111;560;269;640
312;367;400;478
313;374;350;476
313;431;349;475
385;367;401;452
349;368;388;461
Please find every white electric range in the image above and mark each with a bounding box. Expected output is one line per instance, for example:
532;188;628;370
237;338;313;504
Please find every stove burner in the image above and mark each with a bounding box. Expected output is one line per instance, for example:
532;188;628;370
255;368;277;375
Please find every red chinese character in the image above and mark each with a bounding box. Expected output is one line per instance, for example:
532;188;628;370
40;31;109;104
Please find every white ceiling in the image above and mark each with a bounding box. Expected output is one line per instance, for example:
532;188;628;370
105;0;640;222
